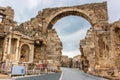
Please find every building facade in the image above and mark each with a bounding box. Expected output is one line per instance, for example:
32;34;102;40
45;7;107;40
0;6;62;72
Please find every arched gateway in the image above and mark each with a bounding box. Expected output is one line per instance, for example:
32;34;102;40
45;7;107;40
42;2;108;32
2;1;119;79
39;1;111;77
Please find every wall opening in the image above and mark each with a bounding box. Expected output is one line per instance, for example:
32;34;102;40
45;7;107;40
0;15;3;23
20;44;30;62
10;38;17;61
53;15;91;58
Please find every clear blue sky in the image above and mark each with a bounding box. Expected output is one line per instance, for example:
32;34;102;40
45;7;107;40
0;0;120;57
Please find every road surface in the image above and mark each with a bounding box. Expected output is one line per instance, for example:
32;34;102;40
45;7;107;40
13;73;61;80
61;67;109;80
0;73;61;80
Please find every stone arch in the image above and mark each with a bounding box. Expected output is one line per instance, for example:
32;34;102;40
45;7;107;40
47;10;92;30
42;2;108;32
19;44;30;62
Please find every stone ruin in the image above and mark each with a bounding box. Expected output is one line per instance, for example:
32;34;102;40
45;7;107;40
0;6;62;72
72;55;81;69
0;1;120;79
61;55;72;68
80;18;120;79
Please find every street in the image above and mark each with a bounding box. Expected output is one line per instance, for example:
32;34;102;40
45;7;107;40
61;67;109;80
0;72;61;80
13;73;61;80
0;68;109;80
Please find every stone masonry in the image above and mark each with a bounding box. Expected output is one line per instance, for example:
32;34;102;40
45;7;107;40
61;55;72;68
0;1;120;79
72;55;81;69
80;22;120;79
0;6;62;71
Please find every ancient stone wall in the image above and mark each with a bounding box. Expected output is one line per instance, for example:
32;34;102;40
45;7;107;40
80;22;120;79
110;20;120;77
72;55;81;68
61;55;72;67
0;6;16;33
0;6;16;63
1;2;120;79
46;29;62;66
0;38;4;62
34;46;43;63
14;13;43;37
80;28;95;72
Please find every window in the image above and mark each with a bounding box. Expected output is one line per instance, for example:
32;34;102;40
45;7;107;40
0;15;3;23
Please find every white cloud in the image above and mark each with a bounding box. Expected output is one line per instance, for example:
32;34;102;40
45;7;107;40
28;0;40;9
107;0;120;23
0;0;4;3
60;27;89;41
58;26;90;57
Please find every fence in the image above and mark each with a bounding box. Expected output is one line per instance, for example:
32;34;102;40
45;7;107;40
0;62;58;76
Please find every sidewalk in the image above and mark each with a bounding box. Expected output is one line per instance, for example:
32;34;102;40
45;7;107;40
0;73;11;80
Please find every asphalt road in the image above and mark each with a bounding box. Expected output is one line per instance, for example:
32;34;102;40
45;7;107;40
12;73;61;80
61;67;109;80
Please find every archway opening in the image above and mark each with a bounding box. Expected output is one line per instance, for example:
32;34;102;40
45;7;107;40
52;15;92;58
47;10;92;30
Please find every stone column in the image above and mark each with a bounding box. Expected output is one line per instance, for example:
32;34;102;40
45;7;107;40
15;39;20;61
6;36;11;64
7;37;11;55
3;38;8;61
29;45;34;63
